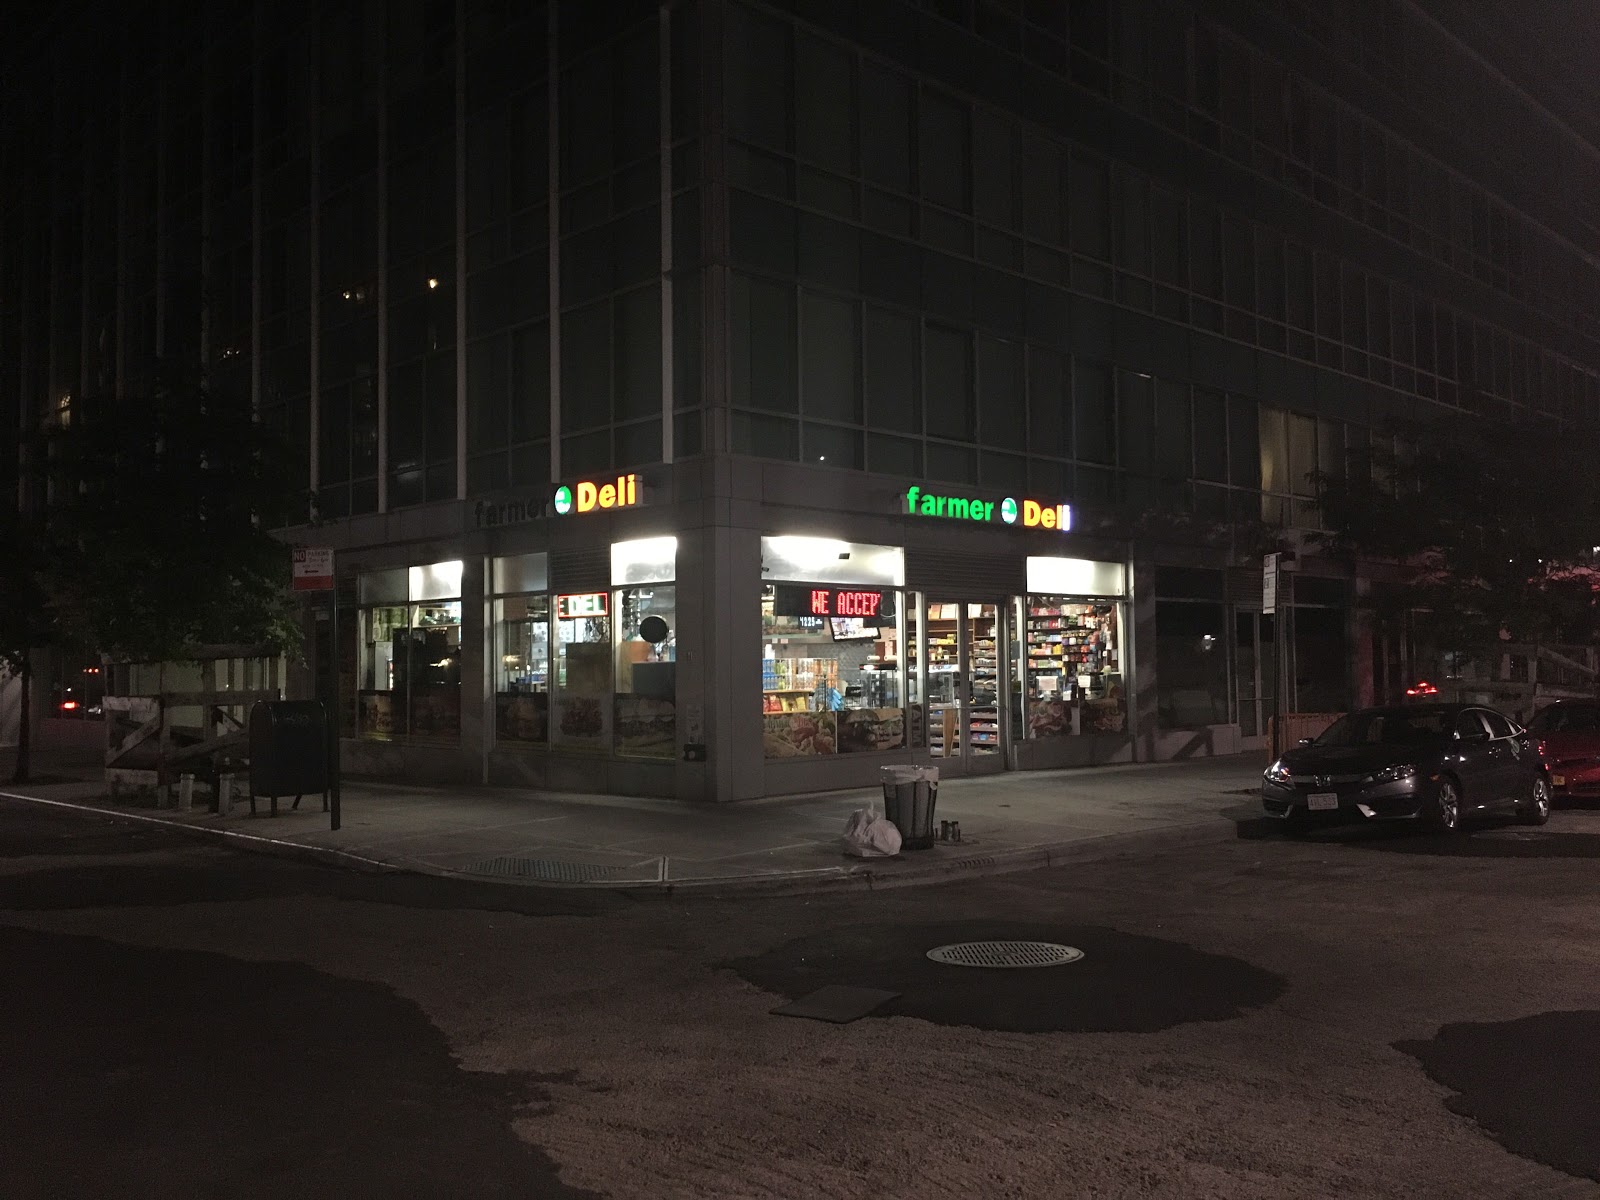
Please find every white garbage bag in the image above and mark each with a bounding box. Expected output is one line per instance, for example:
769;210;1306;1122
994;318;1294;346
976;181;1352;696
842;805;903;857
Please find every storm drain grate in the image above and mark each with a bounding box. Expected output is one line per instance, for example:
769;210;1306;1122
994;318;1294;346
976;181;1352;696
926;941;1085;969
462;857;623;883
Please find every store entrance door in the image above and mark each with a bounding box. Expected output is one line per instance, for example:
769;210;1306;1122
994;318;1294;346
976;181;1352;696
923;599;1009;774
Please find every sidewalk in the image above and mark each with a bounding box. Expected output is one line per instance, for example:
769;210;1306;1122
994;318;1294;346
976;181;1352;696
0;752;1265;894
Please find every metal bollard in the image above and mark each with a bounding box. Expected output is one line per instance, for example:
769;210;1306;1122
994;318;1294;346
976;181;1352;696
217;773;235;817
178;773;195;812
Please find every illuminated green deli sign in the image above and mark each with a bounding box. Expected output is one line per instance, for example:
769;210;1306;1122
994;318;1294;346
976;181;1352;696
903;485;1071;531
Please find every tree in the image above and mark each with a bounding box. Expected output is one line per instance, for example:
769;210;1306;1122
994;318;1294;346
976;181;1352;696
37;379;303;665
1313;414;1600;654
0;510;59;784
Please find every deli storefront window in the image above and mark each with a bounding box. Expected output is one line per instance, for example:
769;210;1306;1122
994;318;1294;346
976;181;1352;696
611;537;677;759
493;553;550;745
1021;557;1128;739
761;582;905;758
357;560;464;742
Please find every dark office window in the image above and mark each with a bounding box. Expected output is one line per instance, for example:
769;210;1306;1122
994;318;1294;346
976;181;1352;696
1021;134;1062;245
1118;369;1155;477
973;111;1016;230
1069;155;1110;259
731;274;797;413
919;90;969;213
1027;344;1070;459
796;31;853;175
1074;360;1114;465
1193;387;1227;483
978;335;1025;449
861;64;913;193
864;305;920;433
801;292;861;424
1227;394;1259;490
726;4;792;153
925;323;975;440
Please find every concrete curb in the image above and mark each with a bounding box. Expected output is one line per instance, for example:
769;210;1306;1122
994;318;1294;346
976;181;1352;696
0;787;1243;898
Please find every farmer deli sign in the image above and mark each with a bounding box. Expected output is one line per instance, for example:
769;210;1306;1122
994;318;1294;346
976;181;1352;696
902;485;1071;531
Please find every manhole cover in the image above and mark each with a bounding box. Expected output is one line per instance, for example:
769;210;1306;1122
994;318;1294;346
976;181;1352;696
926;941;1084;969
462;857;622;883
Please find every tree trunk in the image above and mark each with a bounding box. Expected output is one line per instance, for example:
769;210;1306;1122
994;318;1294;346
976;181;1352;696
11;656;31;785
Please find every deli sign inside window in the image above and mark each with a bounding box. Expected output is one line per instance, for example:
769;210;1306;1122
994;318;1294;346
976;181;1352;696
772;585;895;620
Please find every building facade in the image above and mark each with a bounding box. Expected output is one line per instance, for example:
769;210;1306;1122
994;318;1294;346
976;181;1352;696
6;0;1600;799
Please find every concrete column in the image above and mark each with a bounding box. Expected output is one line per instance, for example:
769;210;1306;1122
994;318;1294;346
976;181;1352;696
1129;557;1158;763
546;0;561;482
1352;574;1376;708
458;554;488;780
453;0;467;500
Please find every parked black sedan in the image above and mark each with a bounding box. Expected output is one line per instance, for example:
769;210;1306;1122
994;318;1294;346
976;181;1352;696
1262;704;1551;833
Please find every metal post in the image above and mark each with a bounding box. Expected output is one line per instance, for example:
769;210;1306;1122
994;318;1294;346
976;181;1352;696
329;588;341;831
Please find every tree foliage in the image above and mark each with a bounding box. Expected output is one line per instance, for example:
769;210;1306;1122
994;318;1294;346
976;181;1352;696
1314;415;1600;650
37;381;303;663
0;509;57;679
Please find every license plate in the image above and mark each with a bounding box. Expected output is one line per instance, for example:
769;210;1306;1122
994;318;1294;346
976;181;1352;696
1553;775;1566;788
1306;792;1340;811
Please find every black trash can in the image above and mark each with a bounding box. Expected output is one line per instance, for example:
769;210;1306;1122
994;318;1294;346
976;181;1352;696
247;700;329;816
880;765;939;850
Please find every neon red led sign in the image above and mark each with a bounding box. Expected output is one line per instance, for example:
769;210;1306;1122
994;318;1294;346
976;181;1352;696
772;585;892;620
809;588;883;618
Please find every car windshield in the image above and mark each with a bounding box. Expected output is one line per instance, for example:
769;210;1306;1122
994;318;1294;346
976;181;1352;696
1530;705;1600;734
1313;710;1452;747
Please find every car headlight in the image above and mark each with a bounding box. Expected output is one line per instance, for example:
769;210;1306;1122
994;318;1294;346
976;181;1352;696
1365;763;1418;784
1265;759;1292;785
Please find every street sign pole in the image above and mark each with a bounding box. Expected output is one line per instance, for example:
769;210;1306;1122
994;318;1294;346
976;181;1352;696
329;585;341;831
1264;553;1281;758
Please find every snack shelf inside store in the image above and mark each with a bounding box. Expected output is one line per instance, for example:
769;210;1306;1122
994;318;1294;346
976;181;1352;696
925;603;1001;757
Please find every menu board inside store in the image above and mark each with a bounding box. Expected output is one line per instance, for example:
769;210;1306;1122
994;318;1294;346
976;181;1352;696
771;585;895;620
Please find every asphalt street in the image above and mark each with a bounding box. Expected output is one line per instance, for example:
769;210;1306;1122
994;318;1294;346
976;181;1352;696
4;794;1600;1198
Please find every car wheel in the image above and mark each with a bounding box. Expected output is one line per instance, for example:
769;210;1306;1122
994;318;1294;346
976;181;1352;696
1423;777;1462;832
1518;774;1552;826
1282;808;1311;837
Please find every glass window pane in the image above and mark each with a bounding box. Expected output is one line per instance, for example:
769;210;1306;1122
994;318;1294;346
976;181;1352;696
919;91;969;212
973;111;1015;230
1021;134;1062;244
731;274;798;413
409;560;463;601
924;324;974;440
1156;380;1191;481
402;600;462;740
1156;601;1229;728
495;595;550;744
1073;360;1114;465
801;292;861;423
860;64;912;192
978;336;1025;449
1069;155;1110;259
1229;394;1260;489
796;32;853;174
553;593;612;749
1027;344;1069;459
494;552;549;594
1193;388;1227;483
1025;598;1126;738
616;585;676;758
864;305;919;433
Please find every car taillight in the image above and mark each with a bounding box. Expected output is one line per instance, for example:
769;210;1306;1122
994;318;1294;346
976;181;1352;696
59;700;79;711
1537;739;1547;759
